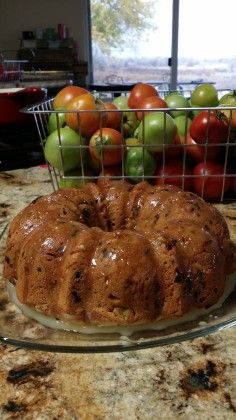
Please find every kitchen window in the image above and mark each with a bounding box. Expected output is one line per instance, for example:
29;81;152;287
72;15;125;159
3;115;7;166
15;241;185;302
178;0;236;90
88;0;236;90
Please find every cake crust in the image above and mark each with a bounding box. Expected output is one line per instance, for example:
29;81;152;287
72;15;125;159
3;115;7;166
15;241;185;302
3;180;236;326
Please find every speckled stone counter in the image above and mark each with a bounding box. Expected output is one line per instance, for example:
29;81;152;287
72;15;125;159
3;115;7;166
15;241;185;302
0;167;236;420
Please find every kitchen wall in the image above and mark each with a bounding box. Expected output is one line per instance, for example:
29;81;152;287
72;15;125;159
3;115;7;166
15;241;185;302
0;0;89;61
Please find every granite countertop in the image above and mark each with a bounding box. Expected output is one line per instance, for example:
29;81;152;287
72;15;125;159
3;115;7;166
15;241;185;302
0;166;236;420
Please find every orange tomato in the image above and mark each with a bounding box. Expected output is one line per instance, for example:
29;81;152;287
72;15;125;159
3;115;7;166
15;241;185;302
65;93;107;138
104;102;122;130
136;95;168;120
89;128;123;166
128;83;159;109
53;85;88;110
219;109;236;129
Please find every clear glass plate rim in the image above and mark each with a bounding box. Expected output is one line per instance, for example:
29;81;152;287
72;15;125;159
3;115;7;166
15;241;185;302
0;315;236;353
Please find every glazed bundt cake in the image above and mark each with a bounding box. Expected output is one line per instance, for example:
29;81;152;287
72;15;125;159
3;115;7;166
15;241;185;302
3;180;236;330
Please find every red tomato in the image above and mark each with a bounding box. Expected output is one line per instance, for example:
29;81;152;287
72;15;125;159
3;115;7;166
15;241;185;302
154;134;183;161
104;102;122;130
89;128;123;166
154;160;193;191
166;134;183;160
128;83;159;109
190;111;229;144
185;133;220;162
193;161;230;199
136;95;168;120
65;93;107;138
53;85;88;110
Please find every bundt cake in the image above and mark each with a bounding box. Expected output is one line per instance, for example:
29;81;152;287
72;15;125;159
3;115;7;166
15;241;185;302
3;179;236;332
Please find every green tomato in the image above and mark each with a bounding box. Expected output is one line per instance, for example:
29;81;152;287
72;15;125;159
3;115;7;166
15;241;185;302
219;90;236;106
125;137;141;150
44;126;85;172
218;90;236;128
124;147;156;183
113;95;139;138
133;125;140;138
122;111;139;138
113;95;129;109
191;84;219;107
165;92;189;117
59;169;94;189
47;111;66;134
189;106;201;118
137;112;176;153
174;115;192;138
59;177;87;189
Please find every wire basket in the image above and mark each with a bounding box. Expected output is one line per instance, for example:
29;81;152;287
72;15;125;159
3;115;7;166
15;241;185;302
23;88;236;203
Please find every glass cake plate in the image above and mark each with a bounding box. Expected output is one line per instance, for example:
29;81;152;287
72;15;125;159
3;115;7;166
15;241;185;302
0;226;236;353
